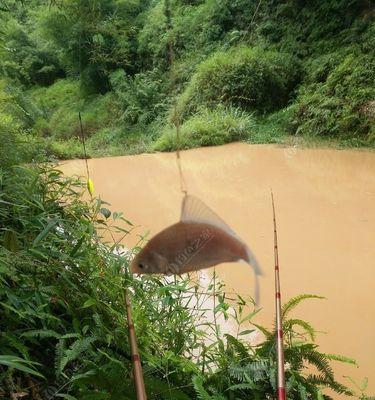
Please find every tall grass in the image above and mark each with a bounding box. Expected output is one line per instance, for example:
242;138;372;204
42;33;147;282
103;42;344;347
154;106;256;151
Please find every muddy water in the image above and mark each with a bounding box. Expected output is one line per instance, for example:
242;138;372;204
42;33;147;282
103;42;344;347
62;143;375;397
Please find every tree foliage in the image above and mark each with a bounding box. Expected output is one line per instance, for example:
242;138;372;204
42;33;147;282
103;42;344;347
1;0;374;156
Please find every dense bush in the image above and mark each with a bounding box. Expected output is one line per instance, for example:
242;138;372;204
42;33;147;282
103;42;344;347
110;68;168;125
291;53;375;141
0;0;374;155
37;0;144;94
0;79;44;166
155;106;256;151
86;126;156;157
30;79;118;140
0;20;64;86
177;46;301;119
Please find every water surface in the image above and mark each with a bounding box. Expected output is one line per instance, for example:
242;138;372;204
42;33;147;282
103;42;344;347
62;143;375;396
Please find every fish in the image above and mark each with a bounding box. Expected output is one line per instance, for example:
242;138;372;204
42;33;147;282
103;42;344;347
130;195;263;302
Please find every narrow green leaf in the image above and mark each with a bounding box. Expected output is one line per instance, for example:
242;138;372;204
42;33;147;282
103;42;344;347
33;218;59;246
81;298;97;309
0;355;44;379
239;329;255;336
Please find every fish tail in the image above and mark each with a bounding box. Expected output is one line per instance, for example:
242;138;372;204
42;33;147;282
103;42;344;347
254;272;260;306
245;245;263;277
244;245;263;306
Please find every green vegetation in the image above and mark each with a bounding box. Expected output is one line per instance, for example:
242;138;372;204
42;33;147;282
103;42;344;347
0;113;373;400
0;0;374;158
155;106;256;150
1;2;375;398
176;46;301;119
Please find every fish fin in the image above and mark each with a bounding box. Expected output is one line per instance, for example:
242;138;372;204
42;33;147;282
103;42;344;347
244;245;262;305
244;245;263;277
181;195;262;303
237;257;261;305
181;195;237;237
253;272;260;306
238;245;263;306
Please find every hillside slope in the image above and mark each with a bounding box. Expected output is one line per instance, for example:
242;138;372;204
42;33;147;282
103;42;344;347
0;0;374;159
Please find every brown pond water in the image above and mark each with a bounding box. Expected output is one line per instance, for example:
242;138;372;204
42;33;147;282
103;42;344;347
61;143;375;397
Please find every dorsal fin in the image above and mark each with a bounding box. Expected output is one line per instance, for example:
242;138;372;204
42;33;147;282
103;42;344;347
181;195;237;237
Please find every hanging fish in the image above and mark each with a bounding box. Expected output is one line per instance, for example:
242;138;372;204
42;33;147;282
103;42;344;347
131;195;262;302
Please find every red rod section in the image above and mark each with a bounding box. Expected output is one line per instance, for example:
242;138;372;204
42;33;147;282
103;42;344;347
124;288;147;400
272;192;286;400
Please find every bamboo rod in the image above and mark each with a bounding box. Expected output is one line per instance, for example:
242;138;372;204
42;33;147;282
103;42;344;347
271;192;286;400
124;288;147;400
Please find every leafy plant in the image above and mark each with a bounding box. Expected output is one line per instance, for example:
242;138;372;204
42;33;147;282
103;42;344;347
176;46;301;119
154;105;256;151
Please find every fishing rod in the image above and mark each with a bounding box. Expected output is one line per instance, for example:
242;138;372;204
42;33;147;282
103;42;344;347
271;192;286;400
124;288;148;400
77;113;147;399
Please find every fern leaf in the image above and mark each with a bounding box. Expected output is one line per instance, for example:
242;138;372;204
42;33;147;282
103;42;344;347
304;350;334;381
251;323;272;338
323;353;356;365
229;360;269;383
192;375;213;400
227;381;258;391
282;294;325;319
4;333;30;359
59;336;97;373
224;334;250;360
283;318;316;341
21;329;61;339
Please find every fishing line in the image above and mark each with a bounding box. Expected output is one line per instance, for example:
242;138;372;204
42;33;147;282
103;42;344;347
77;10;92;193
164;0;263;197
78;112;90;181
165;0;188;196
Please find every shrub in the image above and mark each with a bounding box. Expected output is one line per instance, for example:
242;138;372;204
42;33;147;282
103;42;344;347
154;106;256;151
0;79;42;129
0;80;43;166
110;69;168;125
30;79;117;140
80;124;159;157
177;46;301;119
44;138;85;159
0;114;40;167
0;20;64;86
291;53;375;140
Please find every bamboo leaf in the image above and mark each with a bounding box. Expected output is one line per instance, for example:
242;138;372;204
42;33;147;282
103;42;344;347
81;298;97;309
33;218;59;246
0;355;45;379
